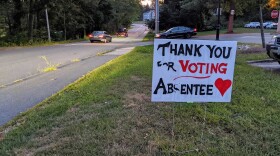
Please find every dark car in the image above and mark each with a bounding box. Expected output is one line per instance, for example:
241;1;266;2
266;35;280;64
88;31;112;43
116;28;128;37
155;26;197;39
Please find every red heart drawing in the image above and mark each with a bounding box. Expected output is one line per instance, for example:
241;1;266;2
215;78;232;96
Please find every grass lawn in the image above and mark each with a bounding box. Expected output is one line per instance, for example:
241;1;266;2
0;45;280;155
197;27;277;36
0;38;87;48
144;27;278;41
142;32;155;41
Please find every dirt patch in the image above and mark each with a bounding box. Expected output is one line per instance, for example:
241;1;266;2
14;137;72;156
239;47;266;54
130;75;144;81
123;92;150;109
66;104;80;113
105;91;164;155
126;92;150;102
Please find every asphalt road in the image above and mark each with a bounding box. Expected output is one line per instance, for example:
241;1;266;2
0;23;150;126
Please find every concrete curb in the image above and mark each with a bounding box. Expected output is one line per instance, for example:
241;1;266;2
247;59;276;64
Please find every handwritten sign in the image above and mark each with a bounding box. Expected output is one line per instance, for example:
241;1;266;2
152;39;237;102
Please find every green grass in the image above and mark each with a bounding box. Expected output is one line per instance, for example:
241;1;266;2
0;46;280;155
197;27;277;36
142;32;155;41
143;27;276;41
0;38;86;48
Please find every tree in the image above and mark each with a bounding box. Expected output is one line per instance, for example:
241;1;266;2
49;0;85;40
158;0;213;30
0;0;143;43
268;0;278;8
181;0;213;30
109;0;141;31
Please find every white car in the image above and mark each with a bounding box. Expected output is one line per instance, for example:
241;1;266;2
244;22;260;28
263;21;274;28
265;23;277;29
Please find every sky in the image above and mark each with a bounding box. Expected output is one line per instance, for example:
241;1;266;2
141;0;152;6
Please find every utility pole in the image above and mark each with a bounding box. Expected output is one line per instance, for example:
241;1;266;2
276;9;280;34
259;4;265;48
155;0;159;34
45;7;51;42
216;0;221;40
277;1;280;34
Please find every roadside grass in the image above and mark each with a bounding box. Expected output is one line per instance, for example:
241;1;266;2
197;27;277;36
0;46;280;155
0;38;86;48
142;32;155;41
142;27;275;41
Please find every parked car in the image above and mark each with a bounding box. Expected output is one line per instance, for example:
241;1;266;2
244;22;260;28
116;28;128;37
88;31;112;43
265;23;277;29
266;35;280;64
263;21;274;28
155;26;197;39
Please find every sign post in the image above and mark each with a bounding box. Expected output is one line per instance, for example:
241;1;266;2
152;39;237;103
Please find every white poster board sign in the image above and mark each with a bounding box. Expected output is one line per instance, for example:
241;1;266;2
152;39;237;102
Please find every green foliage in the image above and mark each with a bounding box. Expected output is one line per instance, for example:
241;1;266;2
0;0;141;45
153;0;273;31
142;31;154;41
156;0;217;30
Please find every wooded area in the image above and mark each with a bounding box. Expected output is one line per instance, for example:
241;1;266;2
148;0;274;31
0;0;141;44
0;0;277;45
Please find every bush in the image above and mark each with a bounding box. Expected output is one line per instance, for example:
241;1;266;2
146;19;155;30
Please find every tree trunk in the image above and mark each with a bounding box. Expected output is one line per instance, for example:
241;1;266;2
28;0;34;41
5;12;12;35
227;0;235;33
83;27;86;39
34;0;39;36
34;14;37;30
64;12;67;40
277;11;280;33
34;11;38;35
12;0;23;34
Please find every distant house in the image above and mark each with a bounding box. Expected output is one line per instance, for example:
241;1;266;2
143;10;155;21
